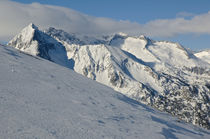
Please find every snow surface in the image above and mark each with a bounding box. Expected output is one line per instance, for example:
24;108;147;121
195;50;210;64
8;23;71;69
8;24;210;130
0;44;210;139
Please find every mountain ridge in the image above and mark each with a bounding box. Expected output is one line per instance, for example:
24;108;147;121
8;23;72;69
195;50;210;64
1;43;210;138
8;24;210;129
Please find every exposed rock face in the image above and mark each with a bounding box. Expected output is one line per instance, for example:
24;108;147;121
8;24;210;129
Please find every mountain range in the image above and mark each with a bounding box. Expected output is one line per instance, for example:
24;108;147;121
8;23;210;129
1;43;210;138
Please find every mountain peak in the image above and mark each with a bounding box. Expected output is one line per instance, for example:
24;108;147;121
8;24;72;68
7;23;40;56
139;35;149;40
139;35;146;38
17;23;39;41
8;23;40;46
195;49;210;64
8;25;210;130
116;32;128;37
27;23;38;30
22;23;39;33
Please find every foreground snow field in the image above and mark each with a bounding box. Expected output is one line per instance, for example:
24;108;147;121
0;44;209;139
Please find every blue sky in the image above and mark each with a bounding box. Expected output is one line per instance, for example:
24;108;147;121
12;0;210;23
2;0;210;50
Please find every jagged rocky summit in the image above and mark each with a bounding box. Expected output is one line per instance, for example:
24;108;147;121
8;23;210;129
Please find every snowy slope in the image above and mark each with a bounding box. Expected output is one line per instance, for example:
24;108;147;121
0;44;210;139
8;24;210;130
195;50;210;64
109;34;205;68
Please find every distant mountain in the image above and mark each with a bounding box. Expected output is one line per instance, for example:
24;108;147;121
195;50;210;64
8;23;71;68
1;44;210;138
8;24;210;129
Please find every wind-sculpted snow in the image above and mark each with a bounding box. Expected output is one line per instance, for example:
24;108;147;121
1;44;210;139
8;24;210;129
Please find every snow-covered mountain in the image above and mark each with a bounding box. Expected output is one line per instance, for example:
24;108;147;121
195;50;210;64
8;23;71;68
8;24;210;129
1;44;210;139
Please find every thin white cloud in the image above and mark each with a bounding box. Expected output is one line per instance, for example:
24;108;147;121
1;0;210;42
142;11;210;37
176;12;195;18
